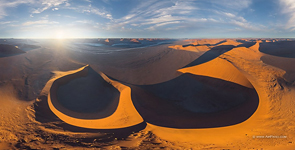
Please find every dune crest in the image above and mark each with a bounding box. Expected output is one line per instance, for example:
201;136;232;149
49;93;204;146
168;44;210;52
184;39;224;45
178;57;253;88
248;41;261;51
130;39;140;43
217;39;243;46
46;65;143;129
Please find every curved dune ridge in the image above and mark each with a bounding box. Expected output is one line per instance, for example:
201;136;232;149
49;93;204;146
217;39;243;46
45;38;259;130
168;44;210;52
130;57;258;128
179;57;253;88
48;65;144;129
56;67;120;118
46;62;258;129
183;39;225;45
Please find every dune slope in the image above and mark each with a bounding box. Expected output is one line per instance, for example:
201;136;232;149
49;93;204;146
47;65;144;129
0;44;25;57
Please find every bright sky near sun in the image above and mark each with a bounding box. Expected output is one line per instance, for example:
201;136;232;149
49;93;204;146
0;0;295;38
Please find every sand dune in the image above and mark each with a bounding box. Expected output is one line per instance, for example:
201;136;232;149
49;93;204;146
46;65;143;129
0;44;25;57
261;54;295;82
56;67;120;118
130;72;258;128
179;57;253;88
217;39;243;46
168;44;210;52
140;39;295;149
130;39;140;43
183;39;225;45
46;43;258;130
1;38;295;149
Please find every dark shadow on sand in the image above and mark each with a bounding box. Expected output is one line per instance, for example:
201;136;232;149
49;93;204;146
237;42;256;48
51;67;120;119
34;95;146;141
182;45;235;68
259;41;295;58
129;73;259;129
182;40;226;47
0;44;26;58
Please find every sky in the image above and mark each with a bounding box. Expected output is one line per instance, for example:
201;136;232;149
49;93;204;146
0;0;295;38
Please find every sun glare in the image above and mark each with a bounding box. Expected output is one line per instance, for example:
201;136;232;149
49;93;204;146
55;30;65;39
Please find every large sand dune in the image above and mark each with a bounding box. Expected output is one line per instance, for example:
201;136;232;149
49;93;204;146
47;65;143;129
130;73;258;128
0;38;295;149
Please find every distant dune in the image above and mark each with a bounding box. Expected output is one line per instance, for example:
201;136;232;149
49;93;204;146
217;39;243;46
0;44;25;56
130;39;140;43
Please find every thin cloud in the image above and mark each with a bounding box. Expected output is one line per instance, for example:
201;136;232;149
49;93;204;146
68;4;113;20
112;0;198;30
32;0;68;14
279;0;295;30
146;21;181;31
110;0;260;32
22;20;59;26
0;21;12;24
0;0;35;19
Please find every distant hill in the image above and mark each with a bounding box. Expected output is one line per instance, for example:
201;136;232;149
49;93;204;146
0;44;26;56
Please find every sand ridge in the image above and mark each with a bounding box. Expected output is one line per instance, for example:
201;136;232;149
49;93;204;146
47;65;144;129
44;39;259;130
0;39;295;149
178;57;254;88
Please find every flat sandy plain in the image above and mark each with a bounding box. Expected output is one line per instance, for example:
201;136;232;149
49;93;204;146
0;38;295;149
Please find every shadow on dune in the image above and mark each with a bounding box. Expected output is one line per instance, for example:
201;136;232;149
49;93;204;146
182;45;235;68
237;42;256;48
182;40;227;47
259;41;295;58
34;95;146;140
52;67;120;119
129;73;259;128
181;41;256;68
0;44;26;58
34;66;145;138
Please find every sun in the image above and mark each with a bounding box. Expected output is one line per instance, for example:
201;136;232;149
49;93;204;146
55;30;65;39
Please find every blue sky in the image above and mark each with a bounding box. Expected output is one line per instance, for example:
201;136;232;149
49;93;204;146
0;0;295;38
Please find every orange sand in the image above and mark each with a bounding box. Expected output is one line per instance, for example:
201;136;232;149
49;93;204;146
0;39;294;149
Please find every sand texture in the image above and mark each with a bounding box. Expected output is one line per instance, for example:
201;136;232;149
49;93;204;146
0;38;294;149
